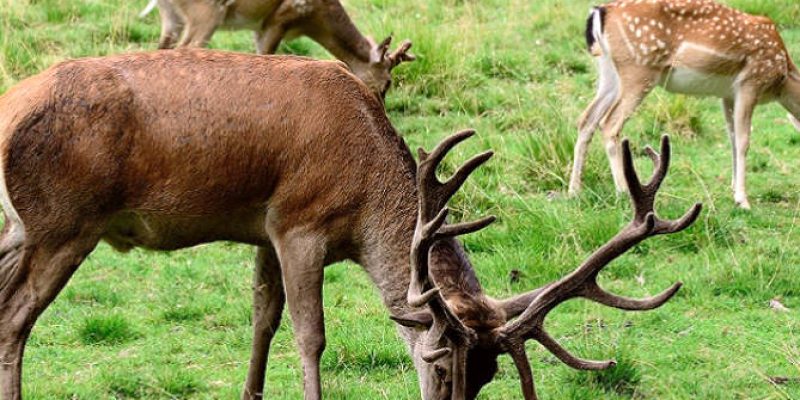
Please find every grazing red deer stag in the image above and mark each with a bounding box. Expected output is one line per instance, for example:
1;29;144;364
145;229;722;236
568;0;800;209
140;0;414;98
0;49;699;400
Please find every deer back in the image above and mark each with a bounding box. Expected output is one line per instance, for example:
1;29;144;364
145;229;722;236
0;49;409;251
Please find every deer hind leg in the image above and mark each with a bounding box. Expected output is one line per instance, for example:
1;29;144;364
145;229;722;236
242;245;285;400
156;0;185;49
176;1;224;48
273;230;326;400
599;71;657;193
569;54;621;196
0;229;100;400
732;88;758;209
778;72;800;131
722;98;737;190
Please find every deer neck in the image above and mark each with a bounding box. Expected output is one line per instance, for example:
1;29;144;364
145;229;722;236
317;15;373;72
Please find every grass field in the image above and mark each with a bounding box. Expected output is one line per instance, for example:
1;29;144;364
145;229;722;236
2;0;800;398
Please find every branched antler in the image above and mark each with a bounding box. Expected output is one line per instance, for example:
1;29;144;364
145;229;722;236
497;135;701;400
370;36;416;69
406;130;495;397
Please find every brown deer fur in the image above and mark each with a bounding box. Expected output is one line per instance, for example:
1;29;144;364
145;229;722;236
568;0;800;209
144;0;414;98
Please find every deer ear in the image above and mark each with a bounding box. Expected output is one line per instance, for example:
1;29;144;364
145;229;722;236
390;311;433;329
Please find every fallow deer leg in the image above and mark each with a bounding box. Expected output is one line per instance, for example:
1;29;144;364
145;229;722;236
722;98;737;190
156;0;184;49
733;88;758;209
569;55;621;196
254;25;285;55
274;232;326;400
599;72;657;193
177;1;223;48
0;233;99;400
243;245;285;400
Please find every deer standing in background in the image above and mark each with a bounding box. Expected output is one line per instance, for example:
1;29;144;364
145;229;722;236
0;49;699;400
139;0;414;98
569;0;800;209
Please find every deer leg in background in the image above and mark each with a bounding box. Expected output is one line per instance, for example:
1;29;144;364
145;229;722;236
599;71;657;193
274;231;326;400
732;87;758;209
254;24;286;55
722;98;737;191
569;55;621;196
0;233;99;400
156;0;184;49
176;1;224;48
242;245;285;400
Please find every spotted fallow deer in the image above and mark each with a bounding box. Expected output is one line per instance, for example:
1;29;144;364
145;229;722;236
0;49;700;400
568;0;800;209
139;0;414;98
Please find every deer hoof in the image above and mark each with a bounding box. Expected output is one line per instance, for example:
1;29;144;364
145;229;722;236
734;196;751;210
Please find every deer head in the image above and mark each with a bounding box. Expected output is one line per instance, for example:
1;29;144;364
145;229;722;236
393;133;701;399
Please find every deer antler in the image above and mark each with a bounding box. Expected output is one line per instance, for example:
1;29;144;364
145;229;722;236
409;130;495;334
370;35;415;68
407;129;495;396
497;135;701;400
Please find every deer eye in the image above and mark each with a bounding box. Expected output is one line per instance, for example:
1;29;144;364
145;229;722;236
434;365;447;380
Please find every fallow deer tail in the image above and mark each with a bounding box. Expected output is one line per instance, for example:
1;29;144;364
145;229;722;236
139;0;158;18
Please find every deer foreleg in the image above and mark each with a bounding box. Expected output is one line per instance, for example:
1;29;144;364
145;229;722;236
274;231;326;400
176;1;224;48
722;98;736;190
0;233;98;400
569;53;621;196
599;76;654;193
156;0;185;49
254;25;286;56
242;245;285;400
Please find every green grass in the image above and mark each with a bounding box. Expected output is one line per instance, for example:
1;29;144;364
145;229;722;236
3;0;800;398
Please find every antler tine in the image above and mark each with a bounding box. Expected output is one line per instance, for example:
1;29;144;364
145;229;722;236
533;329;616;370
644;135;671;190
621;139;647;212
387;39;416;68
497;137;701;400
582;281;683;311
506;343;537;400
442;150;494;201
418;129;475;168
437;215;496;240
653;202;702;235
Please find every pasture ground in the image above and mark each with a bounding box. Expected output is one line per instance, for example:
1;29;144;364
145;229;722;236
2;0;800;398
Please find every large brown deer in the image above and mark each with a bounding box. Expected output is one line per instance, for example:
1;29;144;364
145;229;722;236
568;0;800;209
0;49;700;400
139;0;414;98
